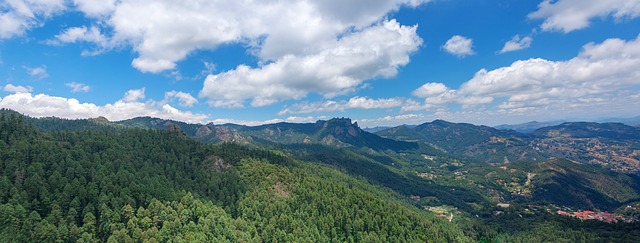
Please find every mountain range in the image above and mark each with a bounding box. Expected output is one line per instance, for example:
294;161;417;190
3;108;640;241
67;112;640;211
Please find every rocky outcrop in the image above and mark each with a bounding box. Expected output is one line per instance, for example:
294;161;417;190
166;122;187;139
196;122;215;138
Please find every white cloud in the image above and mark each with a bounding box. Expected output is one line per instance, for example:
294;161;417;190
408;34;640;119
357;113;426;127
3;84;33;93
122;88;145;102
51;26;104;44
0;89;209;124
209;116;315;126
284;116;315;123
66;82;90;93
0;0;66;39
347;96;403;109
499;35;533;54
48;26;111;56
165;91;198;107
47;0;428;74
73;0;117;17
201;20;422;108
411;82;449;98
529;0;640;33
279;96;404;115
23;65;48;79
442;35;475;57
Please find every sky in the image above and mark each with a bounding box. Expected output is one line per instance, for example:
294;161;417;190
1;0;640;127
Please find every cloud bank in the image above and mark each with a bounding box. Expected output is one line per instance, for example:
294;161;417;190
408;35;640;120
0;89;208;124
201;20;422;108
529;0;640;32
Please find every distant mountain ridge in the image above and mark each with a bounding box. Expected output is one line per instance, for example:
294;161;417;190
494;121;565;133
377;120;640;173
597;116;640;126
10;107;640;173
495;116;640;132
118;116;419;151
377;120;547;164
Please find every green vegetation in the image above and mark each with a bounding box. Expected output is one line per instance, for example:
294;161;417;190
2;109;640;242
0;109;469;242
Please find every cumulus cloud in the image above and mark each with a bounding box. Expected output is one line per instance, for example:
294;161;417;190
201;20;422;108
529;0;640;33
66;82;90;93
73;0;117;17
31;0;428;107
278;96;404;115
210;116;316;126
48;26;111;56
357;113;427;127
408;34;640;119
46;0;428;74
0;0;66;39
0;89;209;123
122;88;145;102
164;91;198;107
347;96;404;110
442;35;475;57
3;84;33;93
499;35;533;54
23;65;48;79
411;82;449;98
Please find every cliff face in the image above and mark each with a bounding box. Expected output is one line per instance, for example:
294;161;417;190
318;118;362;138
195;123;215;137
166;122;187;139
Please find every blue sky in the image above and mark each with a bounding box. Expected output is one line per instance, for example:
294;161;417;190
1;0;640;127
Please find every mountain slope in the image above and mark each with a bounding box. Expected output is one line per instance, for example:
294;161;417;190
377;120;548;163
531;122;640;173
118;116;419;151
117;116;202;137
0;109;471;242
478;159;640;210
378;120;640;173
494;121;565;133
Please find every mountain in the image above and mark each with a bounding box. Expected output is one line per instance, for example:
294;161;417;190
531;122;640;139
377;120;640;173
119;117;419;151
0;109;470;242
530;122;640;173
477;159;640;210
377;120;548;164
363;126;392;133
494;121;565;133
363;124;416;133
494;116;640;132
117;116;202;137
2;109;640;241
597;116;640;126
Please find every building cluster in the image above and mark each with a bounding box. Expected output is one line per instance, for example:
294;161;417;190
527;204;637;223
555;210;628;223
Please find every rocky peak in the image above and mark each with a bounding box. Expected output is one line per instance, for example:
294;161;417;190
92;116;110;123
318;117;362;138
166;122;187;139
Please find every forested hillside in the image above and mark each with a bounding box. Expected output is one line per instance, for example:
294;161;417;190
3;109;640;242
0;109;469;242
